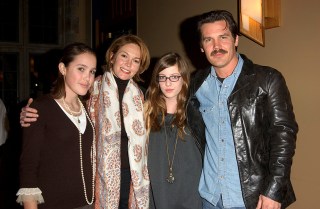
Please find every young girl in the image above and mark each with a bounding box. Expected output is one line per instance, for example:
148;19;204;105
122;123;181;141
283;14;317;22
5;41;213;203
17;43;97;209
144;52;202;209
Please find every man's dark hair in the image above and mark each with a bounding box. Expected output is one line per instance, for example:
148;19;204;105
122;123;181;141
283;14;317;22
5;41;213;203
197;10;239;40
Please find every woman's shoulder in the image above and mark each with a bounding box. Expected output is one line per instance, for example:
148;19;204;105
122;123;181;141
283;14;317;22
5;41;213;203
25;95;58;123
31;94;55;109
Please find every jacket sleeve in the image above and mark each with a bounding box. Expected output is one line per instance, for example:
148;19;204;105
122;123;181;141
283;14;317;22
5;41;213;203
263;70;298;202
19;99;45;189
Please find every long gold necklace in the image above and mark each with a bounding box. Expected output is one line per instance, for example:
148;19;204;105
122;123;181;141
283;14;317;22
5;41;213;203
164;121;178;184
64;98;96;205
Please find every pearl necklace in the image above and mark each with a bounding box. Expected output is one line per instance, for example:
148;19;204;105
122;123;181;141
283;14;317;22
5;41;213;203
65;98;96;205
62;98;82;115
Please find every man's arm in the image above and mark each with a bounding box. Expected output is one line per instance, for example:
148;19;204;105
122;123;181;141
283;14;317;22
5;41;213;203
263;70;298;202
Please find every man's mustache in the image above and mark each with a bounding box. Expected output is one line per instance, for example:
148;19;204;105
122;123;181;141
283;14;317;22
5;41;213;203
211;49;228;56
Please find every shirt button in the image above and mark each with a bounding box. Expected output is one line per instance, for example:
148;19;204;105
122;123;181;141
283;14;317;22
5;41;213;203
221;158;224;161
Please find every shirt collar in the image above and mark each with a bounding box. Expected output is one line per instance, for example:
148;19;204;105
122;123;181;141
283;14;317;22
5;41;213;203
209;53;243;79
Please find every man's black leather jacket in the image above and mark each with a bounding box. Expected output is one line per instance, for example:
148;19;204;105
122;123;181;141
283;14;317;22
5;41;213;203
186;54;298;209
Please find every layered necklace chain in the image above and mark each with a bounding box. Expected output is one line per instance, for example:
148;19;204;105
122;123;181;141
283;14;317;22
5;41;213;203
164;121;178;184
63;97;96;205
62;98;82;115
62;98;82;123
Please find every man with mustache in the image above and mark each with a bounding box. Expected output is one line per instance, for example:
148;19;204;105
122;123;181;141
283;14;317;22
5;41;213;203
186;10;298;209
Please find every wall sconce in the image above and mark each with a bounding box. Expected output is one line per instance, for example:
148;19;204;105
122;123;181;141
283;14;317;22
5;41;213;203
238;0;281;46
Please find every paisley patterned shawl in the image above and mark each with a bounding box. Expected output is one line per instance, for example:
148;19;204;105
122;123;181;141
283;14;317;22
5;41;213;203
88;71;149;209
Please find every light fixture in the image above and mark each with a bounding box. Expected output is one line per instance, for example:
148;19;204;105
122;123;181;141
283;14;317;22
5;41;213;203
238;0;281;46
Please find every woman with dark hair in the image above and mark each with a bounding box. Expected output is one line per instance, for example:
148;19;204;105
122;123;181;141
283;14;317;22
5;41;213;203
144;52;202;209
17;42;97;209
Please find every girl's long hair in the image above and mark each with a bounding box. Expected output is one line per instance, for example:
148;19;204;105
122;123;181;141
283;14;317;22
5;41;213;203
144;52;189;139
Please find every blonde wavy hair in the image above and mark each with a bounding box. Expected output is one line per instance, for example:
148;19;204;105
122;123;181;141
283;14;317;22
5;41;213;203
104;34;150;82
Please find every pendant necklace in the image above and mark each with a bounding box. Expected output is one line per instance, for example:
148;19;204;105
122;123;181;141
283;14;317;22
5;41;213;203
62;98;82;123
164;120;178;184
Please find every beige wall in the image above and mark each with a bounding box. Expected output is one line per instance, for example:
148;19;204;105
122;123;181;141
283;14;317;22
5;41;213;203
138;0;320;208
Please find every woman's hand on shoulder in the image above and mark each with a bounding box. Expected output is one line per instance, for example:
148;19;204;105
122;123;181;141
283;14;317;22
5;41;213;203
20;98;39;127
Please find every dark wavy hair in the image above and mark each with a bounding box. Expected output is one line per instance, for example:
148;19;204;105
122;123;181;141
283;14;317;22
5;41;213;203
144;52;189;139
51;42;96;100
197;10;239;43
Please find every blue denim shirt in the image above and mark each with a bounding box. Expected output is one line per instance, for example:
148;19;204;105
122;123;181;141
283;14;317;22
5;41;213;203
196;54;245;208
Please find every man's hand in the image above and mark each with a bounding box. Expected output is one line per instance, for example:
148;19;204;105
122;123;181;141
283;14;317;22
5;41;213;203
20;98;38;127
256;195;281;209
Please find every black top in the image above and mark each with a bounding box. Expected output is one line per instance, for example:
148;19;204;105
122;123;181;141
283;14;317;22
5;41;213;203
114;76;130;169
148;114;202;209
19;95;94;209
